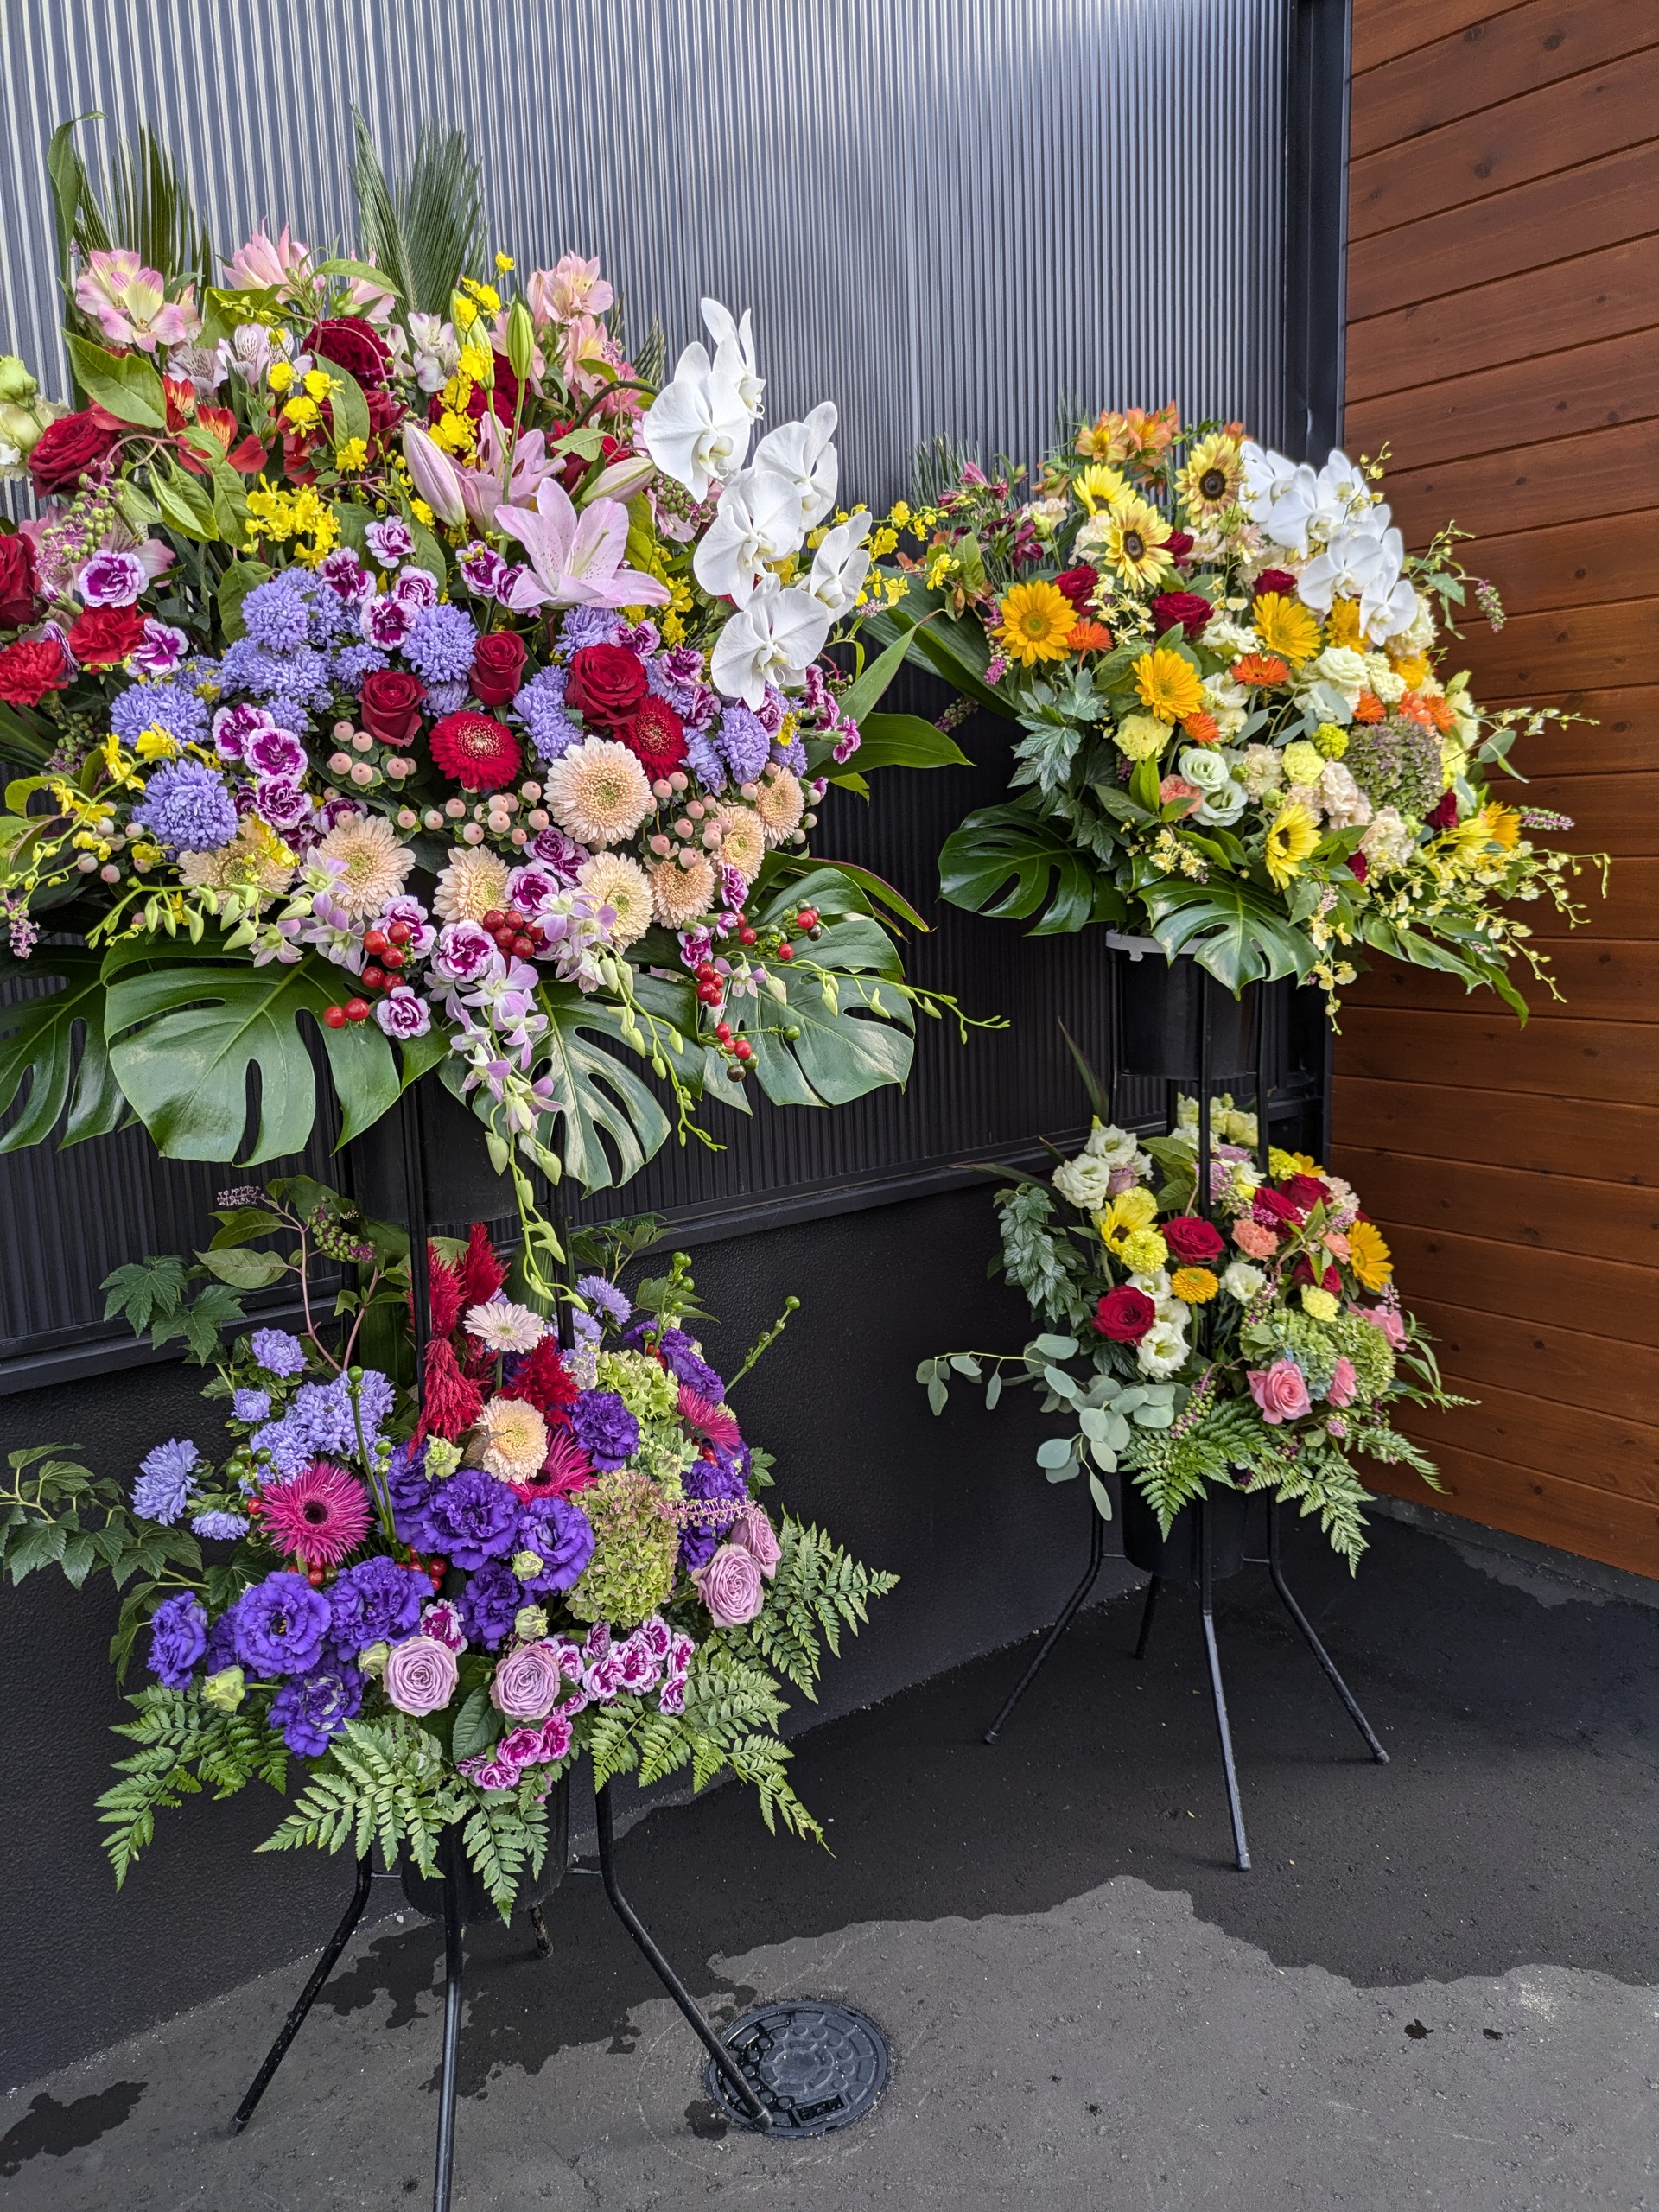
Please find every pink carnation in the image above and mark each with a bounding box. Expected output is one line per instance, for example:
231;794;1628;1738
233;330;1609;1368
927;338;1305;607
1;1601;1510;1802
1248;1360;1312;1426
1325;1357;1358;1409
1232;1217;1280;1261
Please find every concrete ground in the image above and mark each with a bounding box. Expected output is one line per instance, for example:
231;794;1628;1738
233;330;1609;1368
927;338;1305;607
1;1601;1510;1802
5;1510;1659;2211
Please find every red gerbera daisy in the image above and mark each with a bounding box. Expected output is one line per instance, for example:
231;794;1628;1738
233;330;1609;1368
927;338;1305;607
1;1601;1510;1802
429;710;522;793
613;693;687;778
259;1459;373;1569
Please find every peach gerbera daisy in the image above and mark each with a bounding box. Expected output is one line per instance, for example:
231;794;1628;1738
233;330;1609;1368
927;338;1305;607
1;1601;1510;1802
543;736;653;848
315;811;416;919
576;852;652;946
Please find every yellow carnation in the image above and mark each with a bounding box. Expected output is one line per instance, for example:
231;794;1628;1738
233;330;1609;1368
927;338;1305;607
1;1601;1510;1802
1301;1287;1339;1322
1115;712;1171;763
1281;740;1325;786
1119;1228;1169;1274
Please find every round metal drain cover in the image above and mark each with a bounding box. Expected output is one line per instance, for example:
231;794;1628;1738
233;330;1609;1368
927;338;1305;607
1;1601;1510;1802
707;1999;890;2134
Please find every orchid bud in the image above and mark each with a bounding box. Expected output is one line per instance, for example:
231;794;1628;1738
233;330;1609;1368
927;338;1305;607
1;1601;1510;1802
505;297;536;385
401;423;467;528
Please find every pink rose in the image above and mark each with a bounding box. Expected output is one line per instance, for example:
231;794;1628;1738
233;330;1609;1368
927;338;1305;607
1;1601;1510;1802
1248;1360;1312;1426
490;1638;564;1719
729;1502;781;1580
1325;1357;1358;1409
383;1633;459;1715
692;1541;766;1627
1232;1217;1279;1261
1358;1303;1407;1351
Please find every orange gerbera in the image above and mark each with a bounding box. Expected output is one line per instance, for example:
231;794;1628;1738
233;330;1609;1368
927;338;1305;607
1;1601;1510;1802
1352;690;1385;723
1068;618;1113;652
1233;652;1289;687
1427;694;1459;732
1397;690;1435;729
1180;709;1220;745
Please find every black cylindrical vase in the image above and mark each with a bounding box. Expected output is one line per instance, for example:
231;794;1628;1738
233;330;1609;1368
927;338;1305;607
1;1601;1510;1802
1120;1482;1249;1582
1112;938;1256;1083
400;1769;571;1925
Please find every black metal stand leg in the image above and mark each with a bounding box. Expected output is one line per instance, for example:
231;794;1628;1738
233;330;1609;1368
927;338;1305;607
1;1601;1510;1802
984;1508;1107;1744
1268;1508;1389;1763
594;1782;772;2129
431;1867;465;2212
231;1854;373;2133
1200;1506;1251;1872
529;1904;552;1958
1133;1573;1160;1659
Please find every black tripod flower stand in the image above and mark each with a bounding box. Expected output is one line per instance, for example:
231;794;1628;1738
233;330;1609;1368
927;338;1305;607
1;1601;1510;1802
982;946;1389;1871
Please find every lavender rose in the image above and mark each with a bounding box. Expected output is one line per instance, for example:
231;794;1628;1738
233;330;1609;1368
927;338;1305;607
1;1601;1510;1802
490;1638;566;1720
729;1502;781;1580
383;1633;460;1715
692;1542;766;1628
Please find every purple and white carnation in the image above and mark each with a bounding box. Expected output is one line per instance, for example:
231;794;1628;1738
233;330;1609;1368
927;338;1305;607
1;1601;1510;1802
431;920;504;987
148;1592;208;1688
76;549;146;606
525;825;588;881
391;567;440;610
614;1633;662;1694
374;985;431;1039
132;620;188;676
365;518;415;568
132;1437;202;1523
421;1598;467;1653
245;724;308;781
458;543;510;598
362;595;412;650
318;548;373;603
212;700;276;762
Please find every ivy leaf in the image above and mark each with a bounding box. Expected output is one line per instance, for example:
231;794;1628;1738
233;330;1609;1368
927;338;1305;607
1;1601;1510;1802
0;947;126;1151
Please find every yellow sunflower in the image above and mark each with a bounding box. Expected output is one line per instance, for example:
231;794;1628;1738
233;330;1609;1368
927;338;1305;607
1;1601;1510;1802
1073;461;1132;514
1262;801;1319;888
1253;592;1322;668
1132;645;1205;724
1177;430;1243;517
1095;493;1174;588
995;579;1077;668
1097;1185;1158;1251
1347;1219;1393;1291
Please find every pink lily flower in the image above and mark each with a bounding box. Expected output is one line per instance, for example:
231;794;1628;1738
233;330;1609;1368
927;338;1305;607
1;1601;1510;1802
495;478;668;610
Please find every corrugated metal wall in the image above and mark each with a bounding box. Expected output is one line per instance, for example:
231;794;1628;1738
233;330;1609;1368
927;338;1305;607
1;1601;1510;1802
0;0;1294;1371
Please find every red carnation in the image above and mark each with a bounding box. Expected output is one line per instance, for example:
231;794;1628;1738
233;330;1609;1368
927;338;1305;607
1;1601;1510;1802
1425;790;1459;830
1150;591;1215;643
614;692;687;778
428;709;522;793
1252;569;1299;600
565;641;648;725
0;636;69;706
1093;1286;1158;1344
1164;530;1194;562
1164;1213;1225;1264
415;1337;484;1444
470;628;528;707
0;533;40;629
1281;1173;1330;1212
1054;564;1099;613
67;604;146;666
499;1335;580;1415
28;406;123;495
359;667;426;746
1346;849;1369;882
305;317;391;390
456;1220;506;1310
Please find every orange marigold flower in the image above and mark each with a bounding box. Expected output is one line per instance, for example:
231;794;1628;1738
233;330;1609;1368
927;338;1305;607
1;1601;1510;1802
1067;618;1113;652
1180;709;1221;745
1352;690;1385;723
1233;652;1289;688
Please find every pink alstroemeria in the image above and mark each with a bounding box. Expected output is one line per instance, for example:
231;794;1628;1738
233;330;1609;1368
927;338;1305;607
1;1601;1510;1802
224;225;311;292
527;254;614;326
495;478;668;611
73;251;200;354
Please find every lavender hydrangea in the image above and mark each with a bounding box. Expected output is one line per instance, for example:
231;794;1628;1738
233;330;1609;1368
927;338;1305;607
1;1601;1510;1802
132;1438;201;1523
459;1558;523;1650
230;1572;331;1675
148;1592;208;1688
569;1389;639;1471
326;1555;429;1649
403;602;477;684
131;760;238;853
251;1329;305;1377
110;678;212;749
269;1665;364;1756
422;1467;521;1568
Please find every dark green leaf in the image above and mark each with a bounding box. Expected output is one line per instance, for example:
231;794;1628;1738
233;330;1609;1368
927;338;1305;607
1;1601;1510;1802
849;711;972;773
0;948;126;1151
215;558;270;644
63;334;167;428
938;803;1125;935
194;1246;287;1289
510;984;671;1194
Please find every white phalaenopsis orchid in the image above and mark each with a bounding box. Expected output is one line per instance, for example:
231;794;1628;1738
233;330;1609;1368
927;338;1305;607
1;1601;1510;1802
495;478;669;610
752;402;839;531
640;337;753;499
692;466;805;604
709;578;833;708
1299;507;1417;640
1240;442;1373;557
700;298;765;419
806;510;873;618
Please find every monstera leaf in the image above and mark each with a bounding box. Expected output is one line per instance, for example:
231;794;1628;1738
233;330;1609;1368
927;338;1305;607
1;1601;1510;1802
0;948;127;1151
939;801;1128;934
102;943;403;1161
521;982;671;1193
1135;875;1318;993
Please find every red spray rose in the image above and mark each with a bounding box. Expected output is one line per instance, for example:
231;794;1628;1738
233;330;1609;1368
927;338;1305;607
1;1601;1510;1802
1425;790;1459;830
1290;1255;1341;1293
1163;1214;1225;1264
1346;849;1369;882
358;668;427;746
614;693;687;777
0;534;39;629
1251;569;1299;600
469;629;528;706
1252;1186;1305;1230
565;642;648;725
1054;564;1099;613
67;604;146;666
1163;530;1194;562
1093;1287;1158;1344
1281;1173;1330;1211
1149;591;1215;642
305;318;392;389
0;637;69;706
429;710;522;793
28;407;123;495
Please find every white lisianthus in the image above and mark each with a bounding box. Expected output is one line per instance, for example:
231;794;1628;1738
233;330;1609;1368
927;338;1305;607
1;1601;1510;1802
1201;614;1257;661
1197;776;1248;827
1221;1260;1267;1302
1178;745;1235;797
1136;1317;1190;1380
1082;1119;1141;1170
1128;1269;1173;1302
709;578;833;707
1052;1154;1115;1211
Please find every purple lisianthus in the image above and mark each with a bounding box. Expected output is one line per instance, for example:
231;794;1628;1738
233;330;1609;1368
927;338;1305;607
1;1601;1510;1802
403;602;476;685
232;1388;271;1423
76;549;147;607
132;1438;202;1524
458;1558;523;1650
270;1665;363;1755
328;1556;429;1649
373;985;431;1039
203;1611;238;1676
132;759;238;853
386;1440;434;1545
111;677;212;749
677;1520;719;1574
148;1592;208;1688
318;548;372;603
133;620;188;676
430;919;504;987
423;1467;521;1569
714;704;770;785
569;1390;638;1471
191;1508;249;1541
362;595;411;650
365;518;414;568
575;1274;631;1327
513;1496;596;1596
231;1572;331;1675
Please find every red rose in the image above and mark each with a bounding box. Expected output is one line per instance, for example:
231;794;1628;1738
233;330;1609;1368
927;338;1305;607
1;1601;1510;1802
28;407;124;495
469;629;529;707
1346;849;1369;882
1150;591;1215;642
565;642;648;725
1164;530;1194;562
1281;1173;1330;1212
67;604;145;666
613;693;687;778
359;668;427;747
1290;1255;1341;1293
1425;790;1459;830
1093;1287;1157;1344
1163;1214;1225;1265
429;710;522;793
305;318;392;390
0;637;70;706
1252;569;1299;600
1253;1186;1304;1230
1054;565;1098;613
0;533;39;629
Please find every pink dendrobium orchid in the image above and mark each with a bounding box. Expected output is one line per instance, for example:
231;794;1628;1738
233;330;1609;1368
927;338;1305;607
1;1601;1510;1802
73;250;200;354
495;478;669;611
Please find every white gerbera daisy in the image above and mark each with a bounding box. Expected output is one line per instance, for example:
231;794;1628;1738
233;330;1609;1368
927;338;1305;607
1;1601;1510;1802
468;1396;550;1482
577;852;653;947
464;1300;548;1355
543;736;652;847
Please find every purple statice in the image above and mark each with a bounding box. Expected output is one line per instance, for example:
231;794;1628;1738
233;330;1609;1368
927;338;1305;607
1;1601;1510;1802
110;677;212;750
132;759;239;853
232;1388;271;1424
330;642;388;688
422;1467;521;1569
230;1572;331;1675
238;573;311;651
513;1496;596;1596
656;1326;725;1402
575;1274;631;1328
556;607;623;654
714;704;771;785
269;1665;363;1755
514;666;582;764
459;1558;523;1650
403;602;476;684
191;1508;249;1541
327;1555;429;1648
147;1592;208;1688
132;1438;201;1524
569;1389;639;1471
365;518;415;568
684;732;727;792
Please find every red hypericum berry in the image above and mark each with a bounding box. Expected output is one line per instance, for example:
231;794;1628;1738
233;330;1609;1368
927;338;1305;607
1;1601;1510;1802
777;942;794;961
738;926;757;945
346;997;371;1023
323;1005;348;1029
308;1564;326;1589
734;1039;753;1061
482;911;505;932
511;933;535;958
388;921;413;946
363;928;390;957
362;964;386;990
504;907;525;930
382;946;406;970
715;1022;732;1043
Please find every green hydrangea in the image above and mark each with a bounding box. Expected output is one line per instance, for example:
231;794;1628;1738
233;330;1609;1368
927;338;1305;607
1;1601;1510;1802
1275;1305;1395;1404
566;1468;679;1627
634;1419;696;1485
597;1349;680;1426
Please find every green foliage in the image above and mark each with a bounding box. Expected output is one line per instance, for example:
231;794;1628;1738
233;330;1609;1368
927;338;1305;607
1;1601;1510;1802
0;949;126;1153
259;1715;462;1878
991;1181;1091;1327
939;798;1128;934
746;1519;899;1700
0;1442;202;1615
97;1689;284;1887
102;1255;246;1361
1135;873;1319;992
505;982;671;1194
463;1784;550;1917
47;116;211;301
351;111;483;315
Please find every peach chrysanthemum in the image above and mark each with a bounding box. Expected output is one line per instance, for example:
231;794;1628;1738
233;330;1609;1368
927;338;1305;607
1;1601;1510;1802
543;736;652;848
434;846;512;923
753;766;804;847
578;852;652;946
648;853;716;928
714;804;766;881
468;1396;550;1482
315;811;416;919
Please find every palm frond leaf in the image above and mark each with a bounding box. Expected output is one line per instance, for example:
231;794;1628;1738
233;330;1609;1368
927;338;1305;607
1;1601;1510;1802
353;111;484;315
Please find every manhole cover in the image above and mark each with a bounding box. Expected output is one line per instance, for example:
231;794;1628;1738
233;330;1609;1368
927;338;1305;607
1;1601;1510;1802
706;1999;890;2134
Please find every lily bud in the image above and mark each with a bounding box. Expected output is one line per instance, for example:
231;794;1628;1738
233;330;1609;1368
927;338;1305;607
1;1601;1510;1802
505;297;536;385
401;423;467;528
0;356;38;404
581;453;656;505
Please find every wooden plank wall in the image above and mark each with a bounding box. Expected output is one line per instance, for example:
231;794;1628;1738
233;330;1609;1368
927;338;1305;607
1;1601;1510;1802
1334;0;1659;1573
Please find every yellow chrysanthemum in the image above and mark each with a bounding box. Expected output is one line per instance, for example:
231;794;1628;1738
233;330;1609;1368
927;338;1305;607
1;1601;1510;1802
1253;592;1322;668
1096;494;1173;588
1132;646;1205;724
1347;1219;1393;1291
1325;595;1364;649
1119;1228;1169;1275
996;580;1077;668
1171;1267;1219;1305
1263;802;1320;888
1176;430;1242;517
1389;651;1431;687
1097;1185;1158;1251
1073;461;1131;514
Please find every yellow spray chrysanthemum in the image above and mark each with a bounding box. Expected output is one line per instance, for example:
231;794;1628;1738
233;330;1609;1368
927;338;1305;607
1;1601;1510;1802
1346;1219;1393;1291
996;579;1077;667
1119;1228;1169;1275
1073;461;1132;514
1325;595;1364;649
1253;592;1322;668
1176;430;1242;517
1171;1267;1219;1305
1132;646;1205;724
1096;494;1173;587
1263;802;1320;888
1097;1185;1158;1251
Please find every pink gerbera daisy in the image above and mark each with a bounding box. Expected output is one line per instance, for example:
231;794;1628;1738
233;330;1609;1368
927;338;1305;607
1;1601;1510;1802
259;1459;374;1568
677;1383;742;1449
511;1422;595;1502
